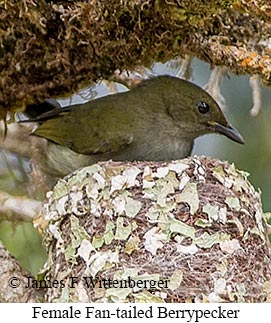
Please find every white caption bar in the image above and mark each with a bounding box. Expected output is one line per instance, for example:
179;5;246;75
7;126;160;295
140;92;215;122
1;303;269;322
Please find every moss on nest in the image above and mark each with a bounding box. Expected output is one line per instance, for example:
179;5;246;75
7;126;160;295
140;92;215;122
37;156;271;302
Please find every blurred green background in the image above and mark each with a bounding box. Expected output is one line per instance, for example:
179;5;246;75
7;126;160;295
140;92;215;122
0;59;270;275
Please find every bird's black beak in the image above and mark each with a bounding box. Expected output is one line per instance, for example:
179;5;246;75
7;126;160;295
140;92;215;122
208;121;245;144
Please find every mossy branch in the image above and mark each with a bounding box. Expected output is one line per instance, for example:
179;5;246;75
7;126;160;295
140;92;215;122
0;0;270;116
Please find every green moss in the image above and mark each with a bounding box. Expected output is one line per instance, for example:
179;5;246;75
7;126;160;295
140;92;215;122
0;0;267;118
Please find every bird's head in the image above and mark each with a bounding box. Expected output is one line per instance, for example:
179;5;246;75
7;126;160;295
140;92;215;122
161;76;244;144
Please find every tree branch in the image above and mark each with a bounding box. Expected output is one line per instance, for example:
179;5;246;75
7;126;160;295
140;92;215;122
0;0;270;116
0;190;43;222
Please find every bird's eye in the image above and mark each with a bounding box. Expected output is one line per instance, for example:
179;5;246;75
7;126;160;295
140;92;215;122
197;101;210;114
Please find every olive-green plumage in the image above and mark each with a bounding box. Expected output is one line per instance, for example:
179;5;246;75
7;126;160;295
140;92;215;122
25;75;244;177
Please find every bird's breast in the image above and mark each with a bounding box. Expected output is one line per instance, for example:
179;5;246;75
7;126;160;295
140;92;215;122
45;134;194;178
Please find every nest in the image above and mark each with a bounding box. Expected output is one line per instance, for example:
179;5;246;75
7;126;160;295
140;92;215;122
38;156;271;302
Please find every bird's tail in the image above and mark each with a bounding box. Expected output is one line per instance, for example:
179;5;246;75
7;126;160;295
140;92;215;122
20;98;61;122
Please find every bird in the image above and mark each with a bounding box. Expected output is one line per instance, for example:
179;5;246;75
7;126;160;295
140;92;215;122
22;75;244;177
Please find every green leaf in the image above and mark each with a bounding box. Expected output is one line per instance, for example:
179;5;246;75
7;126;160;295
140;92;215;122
92;235;104;249
64;215;90;262
202;203;219;221
195;218;212;227
175;182;199;215
169;218;195;239
115;217;132;240
125;236;140;254
104;221;115;245
125;197;142;218
168;270;183;291
225;196;240;211
133;290;164;303
195;232;230;249
212;165;225;184
106;288;132;302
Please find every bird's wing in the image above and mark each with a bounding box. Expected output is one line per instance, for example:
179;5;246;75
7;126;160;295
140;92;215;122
33;105;134;155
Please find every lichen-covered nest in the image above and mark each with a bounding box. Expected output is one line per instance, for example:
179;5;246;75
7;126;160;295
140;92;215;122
38;156;271;302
